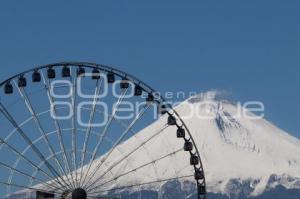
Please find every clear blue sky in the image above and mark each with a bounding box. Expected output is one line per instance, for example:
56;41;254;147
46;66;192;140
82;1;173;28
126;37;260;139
0;1;299;138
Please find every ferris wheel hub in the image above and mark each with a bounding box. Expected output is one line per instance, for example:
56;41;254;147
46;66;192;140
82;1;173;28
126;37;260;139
72;188;87;199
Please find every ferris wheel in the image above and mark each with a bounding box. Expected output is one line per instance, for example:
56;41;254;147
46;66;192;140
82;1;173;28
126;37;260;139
0;62;206;199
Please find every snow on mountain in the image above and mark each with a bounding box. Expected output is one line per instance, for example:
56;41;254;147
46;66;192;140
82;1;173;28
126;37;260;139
32;91;300;198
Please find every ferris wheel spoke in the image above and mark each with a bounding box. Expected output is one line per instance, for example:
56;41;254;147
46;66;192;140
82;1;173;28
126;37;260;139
82;104;151;188
88;174;193;196
79;78;103;186
70;67;77;187
41;71;75;188
69;67;79;187
0;138;64;190
12;81;72;187
84;124;168;191
0;161;63;192
87;148;183;193
79;88;129;187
